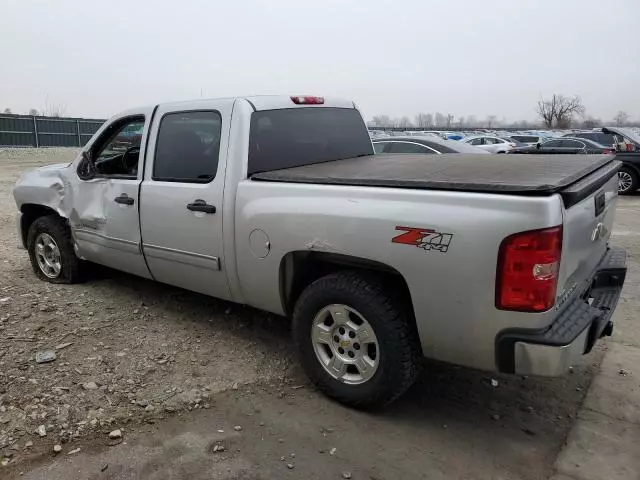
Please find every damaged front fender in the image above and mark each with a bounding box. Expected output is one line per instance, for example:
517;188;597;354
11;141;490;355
13;162;73;218
12;157;113;255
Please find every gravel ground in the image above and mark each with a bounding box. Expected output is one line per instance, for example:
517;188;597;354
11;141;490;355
0;148;293;461
2;148;639;479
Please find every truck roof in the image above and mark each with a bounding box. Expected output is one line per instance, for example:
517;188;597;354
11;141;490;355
119;96;355;116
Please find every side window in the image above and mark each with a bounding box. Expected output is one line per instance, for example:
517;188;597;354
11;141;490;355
542;140;562;148
153;111;222;183
484;138;499;145
389;142;434;154
91;117;145;177
373;142;388;154
468;138;483;146
562;140;584;148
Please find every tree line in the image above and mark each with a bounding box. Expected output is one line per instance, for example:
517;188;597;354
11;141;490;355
1;100;67;118
367;94;637;129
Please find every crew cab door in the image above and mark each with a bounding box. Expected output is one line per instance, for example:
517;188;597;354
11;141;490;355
139;100;234;300
72;112;152;278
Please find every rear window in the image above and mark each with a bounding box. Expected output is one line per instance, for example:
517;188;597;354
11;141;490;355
574;133;614;146
248;108;373;174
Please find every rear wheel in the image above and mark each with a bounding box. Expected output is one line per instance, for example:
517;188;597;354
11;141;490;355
27;216;82;284
292;271;421;408
618;167;638;195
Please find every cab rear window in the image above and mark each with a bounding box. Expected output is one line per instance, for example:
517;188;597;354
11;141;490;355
248;108;373;174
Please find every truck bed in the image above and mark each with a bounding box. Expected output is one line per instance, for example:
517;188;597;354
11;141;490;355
251;154;619;204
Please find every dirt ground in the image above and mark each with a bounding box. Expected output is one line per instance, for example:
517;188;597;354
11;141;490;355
1;148;639;479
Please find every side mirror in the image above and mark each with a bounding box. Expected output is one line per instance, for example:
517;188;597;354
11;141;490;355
536;143;541;149
77;151;96;180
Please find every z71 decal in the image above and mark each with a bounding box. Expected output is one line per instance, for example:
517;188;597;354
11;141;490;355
392;226;453;253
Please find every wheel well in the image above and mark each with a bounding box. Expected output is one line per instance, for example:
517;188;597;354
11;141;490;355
279;251;414;319
620;163;640;177
20;204;62;247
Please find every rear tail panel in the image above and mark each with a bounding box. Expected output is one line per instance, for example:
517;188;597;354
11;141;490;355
556;165;619;306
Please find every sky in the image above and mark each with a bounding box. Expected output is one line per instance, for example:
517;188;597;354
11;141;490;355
1;0;639;123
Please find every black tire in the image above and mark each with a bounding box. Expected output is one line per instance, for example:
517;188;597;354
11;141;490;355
292;271;421;408
27;215;82;284
618;166;638;195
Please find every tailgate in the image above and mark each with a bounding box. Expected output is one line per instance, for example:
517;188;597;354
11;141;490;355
557;161;620;304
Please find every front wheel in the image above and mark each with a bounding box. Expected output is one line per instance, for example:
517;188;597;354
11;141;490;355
292;272;421;408
618;167;638;195
27;215;82;284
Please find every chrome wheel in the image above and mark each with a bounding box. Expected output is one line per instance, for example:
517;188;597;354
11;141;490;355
34;233;62;279
311;304;380;385
618;171;633;193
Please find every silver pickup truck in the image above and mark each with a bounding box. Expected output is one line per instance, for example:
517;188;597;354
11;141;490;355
13;95;627;407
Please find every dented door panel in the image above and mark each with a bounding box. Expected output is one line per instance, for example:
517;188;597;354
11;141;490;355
71;177;150;278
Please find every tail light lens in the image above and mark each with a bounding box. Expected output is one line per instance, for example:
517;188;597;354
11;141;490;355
603;149;612;154
496;226;562;312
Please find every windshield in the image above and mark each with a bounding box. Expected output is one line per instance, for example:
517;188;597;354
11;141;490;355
248;108;373;174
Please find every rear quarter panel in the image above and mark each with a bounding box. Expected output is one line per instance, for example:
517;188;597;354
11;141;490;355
235;181;564;371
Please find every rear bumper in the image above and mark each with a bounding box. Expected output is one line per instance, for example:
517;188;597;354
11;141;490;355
496;246;626;376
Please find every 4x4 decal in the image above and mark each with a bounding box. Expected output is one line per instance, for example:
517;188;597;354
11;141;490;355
392;226;453;253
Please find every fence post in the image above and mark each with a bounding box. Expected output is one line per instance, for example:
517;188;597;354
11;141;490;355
76;120;81;147
32;116;39;148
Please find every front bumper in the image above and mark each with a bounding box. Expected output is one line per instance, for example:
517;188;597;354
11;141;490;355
496;246;627;376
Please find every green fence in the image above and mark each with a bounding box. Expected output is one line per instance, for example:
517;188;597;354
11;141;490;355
0;114;105;148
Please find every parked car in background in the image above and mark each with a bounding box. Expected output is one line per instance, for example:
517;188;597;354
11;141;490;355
563;131;615;148
112;122;144;151
506;134;550;146
373;135;489;154
499;136;525;147
460;136;515;153
603;126;640;194
509;137;612;155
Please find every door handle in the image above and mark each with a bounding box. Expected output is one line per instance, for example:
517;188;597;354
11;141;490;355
114;194;135;205
187;199;216;214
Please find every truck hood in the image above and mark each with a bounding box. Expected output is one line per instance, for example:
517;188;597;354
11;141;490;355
13;162;74;216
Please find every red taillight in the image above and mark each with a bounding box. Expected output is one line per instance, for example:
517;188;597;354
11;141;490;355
496;226;562;312
291;96;324;105
603;149;612;154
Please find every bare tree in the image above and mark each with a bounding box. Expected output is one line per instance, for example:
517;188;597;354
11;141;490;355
414;113;433;128
446;114;454;128
40;97;67;117
457;116;466;127
581;116;601;129
613;111;630;126
486;115;497;129
554;96;584;128
369;115;393;127
397;116;413;128
434;112;446;127
536;96;556;128
28;108;39;116
537;94;585;128
3;108;11;114
466;115;477;128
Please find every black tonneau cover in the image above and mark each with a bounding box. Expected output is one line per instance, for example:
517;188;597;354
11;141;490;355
251;153;619;203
